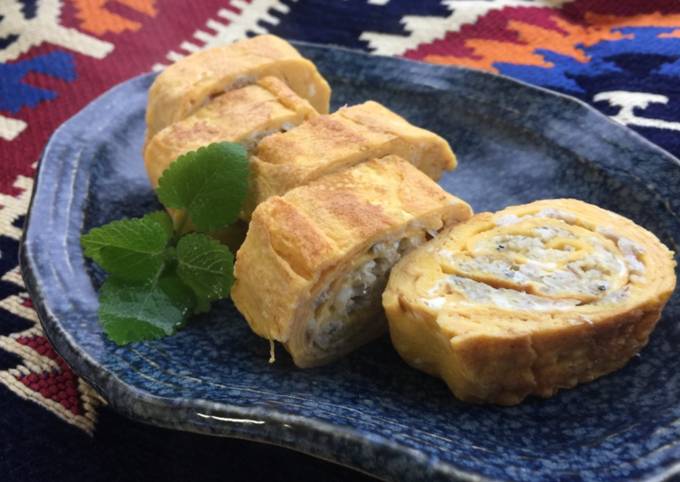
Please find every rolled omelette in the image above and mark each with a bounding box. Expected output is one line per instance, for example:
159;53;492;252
246;100;457;216
145;34;331;143
232;155;473;368
383;199;676;405
144;76;318;190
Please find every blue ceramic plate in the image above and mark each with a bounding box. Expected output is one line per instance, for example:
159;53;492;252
21;43;680;481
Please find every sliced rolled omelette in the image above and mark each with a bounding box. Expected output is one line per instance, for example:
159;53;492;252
144;76;318;189
145;34;331;143
246;101;457;216
383;199;676;405
232;155;472;368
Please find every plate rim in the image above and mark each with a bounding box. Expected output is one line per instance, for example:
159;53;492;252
20;41;680;482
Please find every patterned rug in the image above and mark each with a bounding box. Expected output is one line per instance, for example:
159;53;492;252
2;1;680;480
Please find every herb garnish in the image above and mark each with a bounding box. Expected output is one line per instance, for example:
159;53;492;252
81;142;249;345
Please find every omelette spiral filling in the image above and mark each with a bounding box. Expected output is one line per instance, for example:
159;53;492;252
309;234;426;351
425;207;645;314
232;155;473;368
383;199;676;405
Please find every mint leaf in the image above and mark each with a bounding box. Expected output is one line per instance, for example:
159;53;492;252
194;296;212;314
82;211;173;282
143;211;174;239
87;142;246;345
98;275;195;345
158;274;197;314
176;233;234;301
156;142;249;232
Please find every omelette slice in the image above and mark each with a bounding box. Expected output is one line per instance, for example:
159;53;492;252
144;76;317;189
146;34;331;142
383;199;677;405
232;155;472;368
246;101;457;215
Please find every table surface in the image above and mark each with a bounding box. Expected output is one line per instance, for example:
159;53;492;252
2;1;680;481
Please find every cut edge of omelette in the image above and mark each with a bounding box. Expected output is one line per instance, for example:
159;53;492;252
232;155;472;368
144;76;318;190
383;199;677;405
246;100;458;216
145;34;331;144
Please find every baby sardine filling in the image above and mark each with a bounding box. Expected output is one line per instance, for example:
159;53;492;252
425;209;645;312
308;234;427;350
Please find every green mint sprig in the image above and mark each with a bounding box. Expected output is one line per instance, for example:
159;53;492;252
81;142;249;345
157;142;249;232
